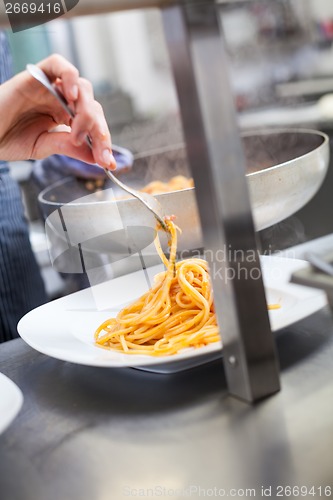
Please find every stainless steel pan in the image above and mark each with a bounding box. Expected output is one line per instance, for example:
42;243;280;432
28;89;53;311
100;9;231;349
39;129;329;270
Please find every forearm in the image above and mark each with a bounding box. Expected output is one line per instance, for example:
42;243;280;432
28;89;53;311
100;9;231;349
0;74;30;152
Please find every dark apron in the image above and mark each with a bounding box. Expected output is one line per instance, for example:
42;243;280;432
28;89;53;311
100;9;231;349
0;164;47;342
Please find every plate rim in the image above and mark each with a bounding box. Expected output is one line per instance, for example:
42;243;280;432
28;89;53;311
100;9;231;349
0;373;23;435
17;256;327;369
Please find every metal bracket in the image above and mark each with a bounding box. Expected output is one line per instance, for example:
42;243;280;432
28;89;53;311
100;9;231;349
162;1;280;402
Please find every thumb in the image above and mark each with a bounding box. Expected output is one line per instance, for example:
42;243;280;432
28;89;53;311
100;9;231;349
32;130;116;170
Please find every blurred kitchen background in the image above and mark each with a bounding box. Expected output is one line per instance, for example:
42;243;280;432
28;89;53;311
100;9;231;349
5;0;333;298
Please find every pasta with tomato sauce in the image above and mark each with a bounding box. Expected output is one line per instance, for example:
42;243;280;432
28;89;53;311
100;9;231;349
94;219;279;356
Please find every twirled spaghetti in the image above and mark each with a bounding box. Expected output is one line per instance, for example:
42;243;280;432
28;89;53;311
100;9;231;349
94;220;280;356
94;220;219;356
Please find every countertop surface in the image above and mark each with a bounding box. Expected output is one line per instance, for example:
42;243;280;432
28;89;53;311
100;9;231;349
0;307;333;500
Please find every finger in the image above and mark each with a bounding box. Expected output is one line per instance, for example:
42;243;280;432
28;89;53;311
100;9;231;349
31;130;99;165
37;54;79;102
47;102;72;127
71;103;115;170
70;79;116;170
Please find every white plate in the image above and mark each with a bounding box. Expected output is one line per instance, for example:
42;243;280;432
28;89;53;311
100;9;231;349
18;256;327;373
0;373;23;434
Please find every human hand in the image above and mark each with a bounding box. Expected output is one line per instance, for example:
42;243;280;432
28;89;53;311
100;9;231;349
0;54;116;170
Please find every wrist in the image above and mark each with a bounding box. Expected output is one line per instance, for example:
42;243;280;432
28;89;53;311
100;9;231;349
0;72;28;137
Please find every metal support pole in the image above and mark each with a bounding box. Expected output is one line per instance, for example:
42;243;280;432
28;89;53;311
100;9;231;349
162;2;280;402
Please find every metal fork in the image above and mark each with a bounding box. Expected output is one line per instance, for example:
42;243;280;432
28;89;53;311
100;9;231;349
26;64;169;232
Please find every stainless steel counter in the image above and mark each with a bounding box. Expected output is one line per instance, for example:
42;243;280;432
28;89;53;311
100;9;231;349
0;309;333;500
